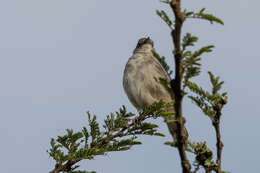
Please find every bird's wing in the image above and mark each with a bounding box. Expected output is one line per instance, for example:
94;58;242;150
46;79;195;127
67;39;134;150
142;55;173;103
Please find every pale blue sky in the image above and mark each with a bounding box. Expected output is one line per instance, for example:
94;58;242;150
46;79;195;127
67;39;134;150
0;0;259;173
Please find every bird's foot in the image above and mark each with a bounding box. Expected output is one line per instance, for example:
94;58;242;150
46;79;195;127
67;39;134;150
132;116;139;125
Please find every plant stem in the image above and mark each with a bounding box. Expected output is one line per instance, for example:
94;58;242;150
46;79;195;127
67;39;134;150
49;116;147;173
213;119;223;173
169;1;191;173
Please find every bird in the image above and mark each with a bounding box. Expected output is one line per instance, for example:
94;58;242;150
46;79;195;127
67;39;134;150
123;37;184;141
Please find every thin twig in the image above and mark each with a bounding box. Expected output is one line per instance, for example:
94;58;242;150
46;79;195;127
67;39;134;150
49;116;147;173
212;106;224;173
213;122;223;173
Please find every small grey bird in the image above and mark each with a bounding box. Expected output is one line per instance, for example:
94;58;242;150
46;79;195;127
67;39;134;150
123;37;181;141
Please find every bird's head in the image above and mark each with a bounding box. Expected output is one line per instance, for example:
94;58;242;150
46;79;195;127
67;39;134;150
134;37;154;53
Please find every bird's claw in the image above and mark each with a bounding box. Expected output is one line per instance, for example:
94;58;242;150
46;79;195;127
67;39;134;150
132;116;139;125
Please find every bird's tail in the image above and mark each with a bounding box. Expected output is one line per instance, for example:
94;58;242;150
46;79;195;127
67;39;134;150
165;107;188;143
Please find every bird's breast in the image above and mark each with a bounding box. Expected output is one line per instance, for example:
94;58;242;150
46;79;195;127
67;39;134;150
123;56;152;100
124;57;147;86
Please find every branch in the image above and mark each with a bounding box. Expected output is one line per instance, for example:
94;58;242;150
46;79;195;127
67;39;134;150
169;1;191;173
186;72;227;173
158;1;226;173
213;122;223;173
210;72;227;173
212;97;226;173
49;116;145;173
48;104;166;173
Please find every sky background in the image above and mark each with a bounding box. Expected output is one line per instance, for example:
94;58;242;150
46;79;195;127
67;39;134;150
0;0;259;173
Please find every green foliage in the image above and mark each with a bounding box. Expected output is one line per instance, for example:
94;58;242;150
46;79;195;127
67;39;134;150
182;33;198;51
191;45;214;58
208;71;225;95
156;10;174;29
103;107;133;134
152;50;175;97
127;123;165;137
164;141;176;147
182;33;214;89
159;77;175;98
159;0;171;4
186;72;227;120
140;100;174;120
188;141;230;173
182;52;201;88
188;141;217;170
185;8;224;25
48;1;228;173
48;104;167;173
152;50;173;76
87;113;102;146
166;139;219;171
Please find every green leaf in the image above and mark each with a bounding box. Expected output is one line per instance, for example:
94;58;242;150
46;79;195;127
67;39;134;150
48;105;165;172
188;96;216;118
164;141;176;147
182;37;214;87
152;50;172;76
186;8;224;25
160;0;171;4
87;112;101;144
156;10;173;28
192;45;214;58
182;33;198;51
208;71;225;95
